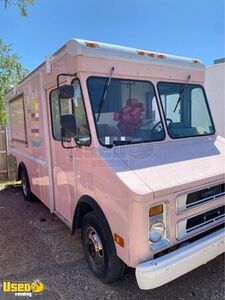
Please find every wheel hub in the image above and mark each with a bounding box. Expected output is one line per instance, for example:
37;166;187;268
86;227;104;267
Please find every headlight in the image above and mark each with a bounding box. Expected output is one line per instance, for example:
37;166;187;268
149;222;165;242
148;203;170;250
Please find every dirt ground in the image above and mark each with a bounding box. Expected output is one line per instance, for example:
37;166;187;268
0;184;224;300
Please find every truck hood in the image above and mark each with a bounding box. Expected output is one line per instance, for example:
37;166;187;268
100;136;225;198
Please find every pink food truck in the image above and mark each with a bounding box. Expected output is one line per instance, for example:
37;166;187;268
5;39;225;289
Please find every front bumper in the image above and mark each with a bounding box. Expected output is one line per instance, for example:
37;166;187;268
136;228;225;290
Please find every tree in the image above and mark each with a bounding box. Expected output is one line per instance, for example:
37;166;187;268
0;38;29;124
0;0;31;124
2;0;34;16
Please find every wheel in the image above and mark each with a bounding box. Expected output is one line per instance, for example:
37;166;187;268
20;168;33;202
81;211;125;283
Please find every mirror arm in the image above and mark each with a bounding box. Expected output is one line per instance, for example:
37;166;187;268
56;72;77;91
61;141;76;149
61;139;81;150
74;128;82;148
60;132;76;149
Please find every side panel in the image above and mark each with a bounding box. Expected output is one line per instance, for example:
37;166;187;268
6;73;51;209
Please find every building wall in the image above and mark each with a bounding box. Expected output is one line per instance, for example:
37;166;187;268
205;62;225;138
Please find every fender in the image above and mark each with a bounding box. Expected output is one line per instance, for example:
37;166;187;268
72;195;111;235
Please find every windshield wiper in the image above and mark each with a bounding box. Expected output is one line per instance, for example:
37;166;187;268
96;66;115;122
173;75;191;113
113;140;132;146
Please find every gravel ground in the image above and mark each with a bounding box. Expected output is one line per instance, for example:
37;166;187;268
0;184;224;300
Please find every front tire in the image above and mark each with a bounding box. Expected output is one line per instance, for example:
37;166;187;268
81;211;125;283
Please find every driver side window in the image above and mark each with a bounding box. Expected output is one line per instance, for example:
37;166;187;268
50;80;91;145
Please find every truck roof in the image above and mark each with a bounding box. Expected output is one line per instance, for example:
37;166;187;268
7;38;205;95
66;38;204;69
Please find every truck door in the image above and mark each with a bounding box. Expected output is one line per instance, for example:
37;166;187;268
48;79;91;223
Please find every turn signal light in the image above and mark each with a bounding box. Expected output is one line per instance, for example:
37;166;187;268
148;52;156;57
192;59;200;64
137;51;145;56
114;233;125;247
149;204;163;217
157;54;167;59
85;42;99;48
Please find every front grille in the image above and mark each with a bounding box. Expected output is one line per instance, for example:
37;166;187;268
176;182;225;213
187;205;225;233
176;205;225;240
186;183;225;208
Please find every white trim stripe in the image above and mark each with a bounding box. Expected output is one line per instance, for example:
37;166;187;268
8;147;47;166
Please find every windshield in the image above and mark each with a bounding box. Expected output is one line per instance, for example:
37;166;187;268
157;82;215;139
87;77;165;146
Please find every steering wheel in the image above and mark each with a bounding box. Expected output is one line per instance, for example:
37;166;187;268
151;118;173;133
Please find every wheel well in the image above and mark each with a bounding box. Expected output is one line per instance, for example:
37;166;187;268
72;196;109;234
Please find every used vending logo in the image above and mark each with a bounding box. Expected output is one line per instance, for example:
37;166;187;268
2;280;44;297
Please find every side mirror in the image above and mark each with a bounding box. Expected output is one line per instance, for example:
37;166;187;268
59;85;74;99
61;114;76;139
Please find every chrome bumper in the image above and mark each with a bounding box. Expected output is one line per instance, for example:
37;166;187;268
136;228;225;290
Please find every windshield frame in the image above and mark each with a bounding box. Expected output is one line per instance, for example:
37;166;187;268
157;81;216;140
87;76;166;147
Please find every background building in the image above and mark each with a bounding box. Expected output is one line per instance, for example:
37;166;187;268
205;59;225;138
